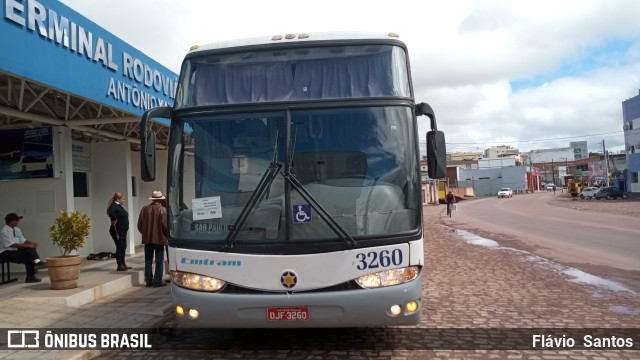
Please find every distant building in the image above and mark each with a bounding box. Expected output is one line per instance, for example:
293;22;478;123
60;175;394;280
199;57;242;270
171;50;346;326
485;145;519;159
569;141;588;160
457;166;527;197
525;148;575;164
449;151;483;161
524;147;577;188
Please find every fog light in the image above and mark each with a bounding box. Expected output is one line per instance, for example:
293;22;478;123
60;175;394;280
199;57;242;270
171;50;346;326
176;306;184;316
188;308;199;319
389;305;402;316
406;301;419;313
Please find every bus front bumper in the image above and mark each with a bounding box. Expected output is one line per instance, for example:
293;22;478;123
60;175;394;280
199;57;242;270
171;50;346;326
170;275;423;328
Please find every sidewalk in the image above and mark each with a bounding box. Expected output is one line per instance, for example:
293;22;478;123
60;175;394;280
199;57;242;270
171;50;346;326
0;249;173;360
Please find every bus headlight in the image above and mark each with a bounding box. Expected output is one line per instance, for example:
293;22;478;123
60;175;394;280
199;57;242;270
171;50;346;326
355;266;420;288
172;271;226;292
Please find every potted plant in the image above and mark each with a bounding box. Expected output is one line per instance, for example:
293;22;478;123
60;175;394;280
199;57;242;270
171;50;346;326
47;210;91;289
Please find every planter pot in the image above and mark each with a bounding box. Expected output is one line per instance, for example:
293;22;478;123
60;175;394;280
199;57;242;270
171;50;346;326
46;255;81;290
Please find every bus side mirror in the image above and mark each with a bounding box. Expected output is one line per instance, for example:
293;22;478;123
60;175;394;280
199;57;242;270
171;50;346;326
140;106;171;182
426;130;447;179
417;102;446;178
416;102;434;120
142;131;156;181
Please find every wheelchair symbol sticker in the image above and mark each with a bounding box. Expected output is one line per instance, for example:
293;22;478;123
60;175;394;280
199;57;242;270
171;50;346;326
292;204;312;224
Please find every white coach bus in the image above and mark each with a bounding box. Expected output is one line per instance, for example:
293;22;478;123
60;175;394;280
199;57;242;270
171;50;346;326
140;32;446;327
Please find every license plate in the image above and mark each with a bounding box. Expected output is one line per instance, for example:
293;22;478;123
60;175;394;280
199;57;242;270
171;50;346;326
267;307;310;321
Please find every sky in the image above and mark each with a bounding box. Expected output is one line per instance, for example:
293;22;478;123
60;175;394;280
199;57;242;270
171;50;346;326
60;0;640;155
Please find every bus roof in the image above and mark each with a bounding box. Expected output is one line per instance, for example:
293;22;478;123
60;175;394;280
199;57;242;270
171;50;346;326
188;32;404;54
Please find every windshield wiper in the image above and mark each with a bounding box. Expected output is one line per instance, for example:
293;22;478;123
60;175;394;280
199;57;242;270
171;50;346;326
224;161;281;249
282;171;356;247
225;132;281;249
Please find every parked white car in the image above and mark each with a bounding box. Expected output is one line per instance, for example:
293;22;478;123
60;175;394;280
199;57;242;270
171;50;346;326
579;187;599;200
497;188;513;198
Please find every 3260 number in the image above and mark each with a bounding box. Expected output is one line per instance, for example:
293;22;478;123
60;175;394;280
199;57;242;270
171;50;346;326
355;249;403;270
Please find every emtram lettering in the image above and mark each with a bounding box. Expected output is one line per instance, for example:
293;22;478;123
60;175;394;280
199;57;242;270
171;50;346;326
180;257;242;267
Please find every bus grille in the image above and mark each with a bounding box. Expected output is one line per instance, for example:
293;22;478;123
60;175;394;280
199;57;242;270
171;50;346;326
221;281;362;294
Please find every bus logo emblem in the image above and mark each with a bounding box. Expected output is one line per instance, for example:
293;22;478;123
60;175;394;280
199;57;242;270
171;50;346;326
292;204;312;224
281;271;298;288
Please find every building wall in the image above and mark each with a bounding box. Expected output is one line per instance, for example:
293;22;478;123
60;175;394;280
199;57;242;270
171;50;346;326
623;91;640;193
478;157;516;169
0;129;187;272
91;141;134;254
623;91;640;122
447;160;478;170
457;166;526;196
1;128;72;261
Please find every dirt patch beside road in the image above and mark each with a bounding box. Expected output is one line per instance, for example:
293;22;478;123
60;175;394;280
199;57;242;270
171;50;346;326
549;191;640;217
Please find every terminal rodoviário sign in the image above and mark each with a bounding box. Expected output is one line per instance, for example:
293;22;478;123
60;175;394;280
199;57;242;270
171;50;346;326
2;0;177;115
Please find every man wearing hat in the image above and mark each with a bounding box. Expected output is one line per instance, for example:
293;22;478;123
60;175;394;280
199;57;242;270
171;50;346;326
137;191;168;288
0;213;43;283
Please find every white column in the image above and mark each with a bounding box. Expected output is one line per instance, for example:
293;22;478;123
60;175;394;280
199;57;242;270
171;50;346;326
91;141;137;254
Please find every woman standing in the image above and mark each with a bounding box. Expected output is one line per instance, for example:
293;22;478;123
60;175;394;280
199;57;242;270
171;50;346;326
107;192;130;271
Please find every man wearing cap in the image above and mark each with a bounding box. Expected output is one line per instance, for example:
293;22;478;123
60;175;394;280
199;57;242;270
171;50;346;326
0;213;43;283
137;191;168;288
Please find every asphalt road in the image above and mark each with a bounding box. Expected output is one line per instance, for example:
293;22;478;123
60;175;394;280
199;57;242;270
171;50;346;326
448;191;640;282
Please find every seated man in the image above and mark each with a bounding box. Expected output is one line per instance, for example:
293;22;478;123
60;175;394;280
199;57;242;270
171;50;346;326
0;213;43;283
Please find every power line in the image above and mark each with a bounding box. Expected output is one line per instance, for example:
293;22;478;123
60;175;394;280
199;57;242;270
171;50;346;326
419;130;622;145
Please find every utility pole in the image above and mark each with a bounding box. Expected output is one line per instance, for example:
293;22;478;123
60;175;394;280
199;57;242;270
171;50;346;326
529;155;534;191
565;157;569;188
603;139;609;186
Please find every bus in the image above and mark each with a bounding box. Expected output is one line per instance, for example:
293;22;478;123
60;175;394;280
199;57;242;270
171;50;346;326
10;142;54;174
140;32;446;328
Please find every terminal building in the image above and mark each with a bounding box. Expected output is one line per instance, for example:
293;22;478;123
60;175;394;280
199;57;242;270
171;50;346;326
1;0;178;262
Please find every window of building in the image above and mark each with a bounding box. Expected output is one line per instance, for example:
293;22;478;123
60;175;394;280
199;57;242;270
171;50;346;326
131;176;137;197
73;172;88;197
632;172;639;184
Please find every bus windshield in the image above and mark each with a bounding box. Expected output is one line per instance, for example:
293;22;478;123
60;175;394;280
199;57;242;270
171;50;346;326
175;45;411;107
169;106;420;248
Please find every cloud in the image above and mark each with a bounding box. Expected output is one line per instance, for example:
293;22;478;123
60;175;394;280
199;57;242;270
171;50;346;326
60;0;640;154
